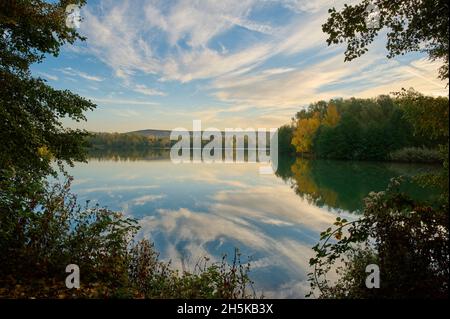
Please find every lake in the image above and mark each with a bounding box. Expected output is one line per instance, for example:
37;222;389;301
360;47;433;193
66;150;438;298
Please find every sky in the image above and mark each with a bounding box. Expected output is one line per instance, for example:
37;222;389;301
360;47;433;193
32;0;448;133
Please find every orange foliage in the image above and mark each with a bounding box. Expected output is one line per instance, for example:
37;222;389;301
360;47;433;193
291;112;321;153
323;104;340;127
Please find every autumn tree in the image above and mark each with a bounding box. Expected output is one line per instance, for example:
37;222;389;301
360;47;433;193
323;104;340;127
292;112;321;153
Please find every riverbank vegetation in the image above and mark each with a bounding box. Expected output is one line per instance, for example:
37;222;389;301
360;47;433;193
308;177;448;298
0;176;254;298
389;147;442;163
304;91;449;298
0;0;255;299
306;0;449;298
279;92;447;163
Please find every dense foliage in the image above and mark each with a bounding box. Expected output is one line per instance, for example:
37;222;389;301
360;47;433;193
277;124;296;154
306;0;449;298
0;177;255;298
306;90;449;298
286;93;446;162
1;0;96;291
0;0;255;299
307;178;448;298
0;0;93;179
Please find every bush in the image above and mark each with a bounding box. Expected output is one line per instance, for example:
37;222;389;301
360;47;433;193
308;178;449;299
389;147;442;163
0;177;256;299
129;241;254;298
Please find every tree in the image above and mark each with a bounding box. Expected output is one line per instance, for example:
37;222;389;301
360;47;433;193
1;0;95;257
292;112;321;153
277;124;296;154
323;103;340;127
300;94;443;161
395;88;449;200
0;0;95;283
1;0;94;176
295;101;328;120
322;0;449;80
395;89;449;141
313;125;339;158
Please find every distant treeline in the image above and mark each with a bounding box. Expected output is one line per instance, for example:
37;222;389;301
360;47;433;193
279;90;448;162
88;132;173;150
87;131;274;152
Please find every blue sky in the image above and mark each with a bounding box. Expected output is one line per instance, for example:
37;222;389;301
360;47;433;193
32;0;447;132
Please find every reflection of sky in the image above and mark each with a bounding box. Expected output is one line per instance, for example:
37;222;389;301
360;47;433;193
68;159;346;298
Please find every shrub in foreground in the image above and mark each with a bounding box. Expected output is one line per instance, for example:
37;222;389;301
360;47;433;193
0;177;255;299
308;178;449;299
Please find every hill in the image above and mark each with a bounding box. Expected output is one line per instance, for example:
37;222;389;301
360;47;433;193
126;129;172;138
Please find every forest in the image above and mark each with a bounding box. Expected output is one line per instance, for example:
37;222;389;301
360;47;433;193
278;91;447;163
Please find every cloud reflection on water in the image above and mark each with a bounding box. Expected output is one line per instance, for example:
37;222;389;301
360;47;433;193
69;159;348;298
137;183;340;298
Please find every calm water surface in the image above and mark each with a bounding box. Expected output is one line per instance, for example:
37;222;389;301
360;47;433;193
66;151;438;298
